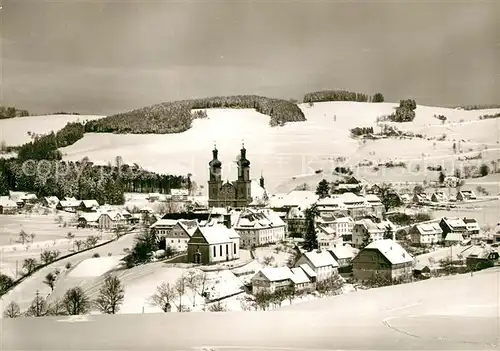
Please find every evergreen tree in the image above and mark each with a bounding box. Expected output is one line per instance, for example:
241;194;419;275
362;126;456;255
438;171;446;184
372;93;385;103
303;206;318;251
315;179;330;198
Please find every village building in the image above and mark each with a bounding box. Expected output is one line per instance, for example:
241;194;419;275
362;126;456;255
466;245;499;270
463;218;480;235
79;200;100;212
457;190;477;201
165;220;198;252
352;239;413;281
150;219;178;236
316;214;354;239
207;144;252;208
77;213;101;228
338;192;370;219
409;222;443;246
352;218;387;248
294;250;339;281
413;193;430;204
316;197;345;217
364;194;385;219
290;267;315;292
316;228;339;250
328;244;356;273
233;208;286;248
439;217;468;240
56;198;81;212
41;196;60;208
444;232;464;246
186;224;240;264
443;176;460;188
0;196;17;214
431;191;448;203
251;266;310;295
98;211;126;230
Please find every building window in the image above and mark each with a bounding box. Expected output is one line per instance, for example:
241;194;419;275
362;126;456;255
213;246;216;257
220;245;223;256
226;244;229;255
234;243;237;254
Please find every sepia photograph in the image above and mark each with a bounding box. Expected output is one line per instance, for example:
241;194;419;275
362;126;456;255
0;0;499;350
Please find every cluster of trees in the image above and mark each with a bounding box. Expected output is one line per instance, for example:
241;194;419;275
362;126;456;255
386;211;432;226
303;90;385;103
85;95;306;134
3;275;125;318
479;112;500;120
0;106;30;119
148;270;207;312
388;99;417;122
0;156;186;204
315;179;330;198
350;126;374;137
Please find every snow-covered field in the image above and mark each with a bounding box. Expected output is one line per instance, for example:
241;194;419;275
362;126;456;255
49;103;500;192
0;114;104;146
253;245;294;267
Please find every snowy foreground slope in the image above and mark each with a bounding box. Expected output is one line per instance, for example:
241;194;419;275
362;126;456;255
2;268;498;350
0;114;104;146
57;102;500;192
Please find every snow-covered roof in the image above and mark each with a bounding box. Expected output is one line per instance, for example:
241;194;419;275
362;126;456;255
0;196;17;208
302;250;339;268
298;263;317;278
20;193;38;201
234;208;286;229
365;194;382;203
79;213;101;222
442;217;467;229
329;245;354;260
414;223;442;235
355;218;386;233
171;189;189;196
316;197;344;207
445;232;464;242
290;267;311;284
255;267;294;282
43;196;60;206
150;219;178;228
317;226;335;235
364;239;413;265
466;245;495;259
81;200;99;208
58;200;80;207
197;224;239;244
177;220;199;237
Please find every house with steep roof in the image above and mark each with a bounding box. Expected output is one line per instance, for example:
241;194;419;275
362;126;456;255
352;218;387;248
439;217;468;240
56;198;81;212
444;232;464;246
150;219;178;237
457;190;477;201
77;213;101;228
328;244;356;272
79;200;100;212
463;218;480;235
98;211;126;230
233;208;286;248
352;239;414;281
466;245;499;270
290;267;315;292
0;196;17;214
413;193;430;204
251;267;294;295
166;220;198;252
294;250;339;281
187;224;240;264
409;223;443;246
316;228;339;250
41;196;60;209
431;191;448;203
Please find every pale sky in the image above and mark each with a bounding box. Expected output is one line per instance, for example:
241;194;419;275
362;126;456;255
1;0;499;115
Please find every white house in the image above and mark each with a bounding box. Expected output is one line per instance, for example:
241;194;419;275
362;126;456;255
150;219;178;237
187;224;240;264
0;196;17;214
409;223;443;246
352;219;387;248
295;250;339;281
166;220;198;252
233;208;286;248
431;192;448;203
251;266;313;295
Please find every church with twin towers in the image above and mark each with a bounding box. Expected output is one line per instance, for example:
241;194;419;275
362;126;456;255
208;142;265;208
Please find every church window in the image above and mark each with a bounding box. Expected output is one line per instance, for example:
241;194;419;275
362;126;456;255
234;243;237;254
220;245;223;256
213;246;216;257
226;244;229;255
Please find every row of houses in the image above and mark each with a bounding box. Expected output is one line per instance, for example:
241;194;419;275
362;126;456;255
413;189;477;204
250;239;414;295
409;217;481;246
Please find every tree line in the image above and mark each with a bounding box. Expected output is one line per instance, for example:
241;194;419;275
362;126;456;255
0;106;30;119
303;90;385;104
84;95;307;134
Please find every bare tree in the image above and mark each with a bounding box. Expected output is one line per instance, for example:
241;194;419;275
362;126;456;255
18;230;29;244
75;240;85;251
95;275;125;314
262;256;275;267
30;233;36;243
40;250;60;265
22;258;38;275
86;235;99;248
3;301;21;318
43;272;57;291
26;290;49;317
184;269;202;307
175;276;186;310
62;287;91;315
148;282;177;312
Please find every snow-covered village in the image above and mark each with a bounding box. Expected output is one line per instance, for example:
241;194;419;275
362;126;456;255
1;1;499;350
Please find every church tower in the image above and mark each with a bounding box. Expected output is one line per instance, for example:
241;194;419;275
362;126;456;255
208;144;223;207
235;143;252;207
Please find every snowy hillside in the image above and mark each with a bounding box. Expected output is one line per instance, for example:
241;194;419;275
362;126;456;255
50;102;500;192
0;114;105;146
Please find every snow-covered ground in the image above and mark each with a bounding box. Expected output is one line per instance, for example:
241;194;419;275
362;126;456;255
68;256;124;278
253;244;294;267
50;103;500;193
0;114;104;146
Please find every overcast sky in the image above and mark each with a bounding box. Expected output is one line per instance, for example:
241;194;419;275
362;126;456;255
1;0;499;115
